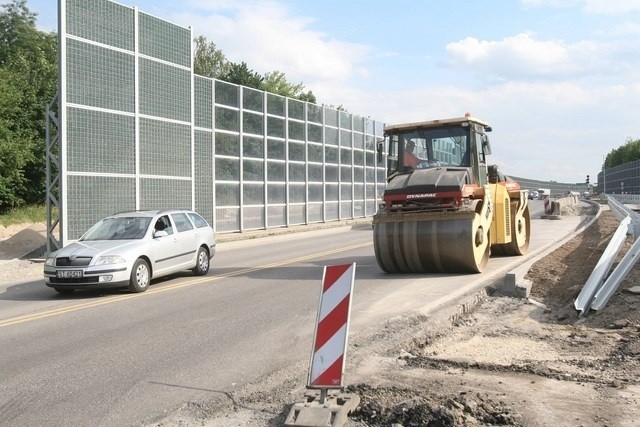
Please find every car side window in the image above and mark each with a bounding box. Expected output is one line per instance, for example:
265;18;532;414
171;213;194;233
154;215;173;236
188;212;209;229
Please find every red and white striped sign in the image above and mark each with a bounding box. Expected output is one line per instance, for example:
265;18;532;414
308;263;356;388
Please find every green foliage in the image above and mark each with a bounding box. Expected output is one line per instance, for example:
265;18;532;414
193;36;318;104
0;203;47;227
604;137;640;169
0;0;57;213
193;35;229;79
219;61;264;89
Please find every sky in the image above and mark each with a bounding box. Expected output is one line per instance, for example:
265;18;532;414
17;0;640;184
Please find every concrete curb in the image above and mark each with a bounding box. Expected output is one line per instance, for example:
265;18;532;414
496;201;603;298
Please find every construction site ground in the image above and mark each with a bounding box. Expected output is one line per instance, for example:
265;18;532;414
1;202;639;426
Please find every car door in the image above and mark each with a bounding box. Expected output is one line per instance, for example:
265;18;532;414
150;214;182;276
169;212;198;268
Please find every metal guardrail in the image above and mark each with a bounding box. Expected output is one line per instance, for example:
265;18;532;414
574;216;631;316
575;195;640;314
607;194;640;238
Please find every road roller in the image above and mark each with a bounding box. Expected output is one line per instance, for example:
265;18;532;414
372;114;530;274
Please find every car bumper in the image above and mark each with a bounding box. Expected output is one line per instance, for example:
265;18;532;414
44;265;131;289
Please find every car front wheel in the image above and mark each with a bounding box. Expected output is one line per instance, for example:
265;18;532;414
192;247;210;276
129;258;150;293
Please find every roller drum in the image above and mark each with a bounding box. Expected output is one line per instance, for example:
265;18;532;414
492;203;531;256
373;213;490;274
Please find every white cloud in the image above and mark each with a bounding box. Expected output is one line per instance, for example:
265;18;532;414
583;0;640;15
171;0;372;82
444;33;634;82
521;0;640;14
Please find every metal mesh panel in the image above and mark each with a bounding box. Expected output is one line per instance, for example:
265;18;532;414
267;162;286;182
243;112;264;136
288;99;304;120
139;12;191;67
140;178;192;210
216;207;240;232
267;139;285;160
194;130;214;223
215;81;239;107
244;183;265;205
308;124;322;143
325;127;338;146
309;164;323;182
340;111;352;129
195;77;213;129
326;202;339;221
308;104;322;124
67;108;134;174
66;0;134;50
267;117;285;138
289;143;305;161
341;201;353;217
243;206;265;229
139;118;191;176
243;160;264;181
66;175;135;239
66;39;134;112
216;183;240;206
215;107;239;132
267;183;286;204
340;130;352;147
216;132;240;157
243;88;263;112
243;136;264;158
326;184;339;201
309;184;323;202
308;144;323;163
289;184;306;203
325;108;338;127
289;164;306;182
216;158;240;181
289;204;305;225
267;94;285;116
353;200;366;218
308;203;323;222
288;120;305;141
267;206;286;227
140;58;191;122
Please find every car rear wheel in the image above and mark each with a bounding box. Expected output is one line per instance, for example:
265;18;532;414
54;287;75;294
129;258;150;293
192;247;209;276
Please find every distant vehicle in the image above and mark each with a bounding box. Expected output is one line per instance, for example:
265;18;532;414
44;209;216;294
528;190;539;200
537;188;551;200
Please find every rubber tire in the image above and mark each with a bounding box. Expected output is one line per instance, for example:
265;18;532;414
192;247;210;276
128;258;150;293
54;287;75;294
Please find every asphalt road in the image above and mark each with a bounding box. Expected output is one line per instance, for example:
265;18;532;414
0;199;581;426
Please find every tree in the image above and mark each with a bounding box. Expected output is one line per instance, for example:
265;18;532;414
604;137;640;169
219;61;264;89
193;35;230;79
0;0;57;211
263;70;316;103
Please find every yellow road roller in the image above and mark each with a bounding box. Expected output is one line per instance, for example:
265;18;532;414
373;114;530;274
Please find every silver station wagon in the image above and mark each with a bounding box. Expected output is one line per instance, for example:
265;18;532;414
44;209;216;294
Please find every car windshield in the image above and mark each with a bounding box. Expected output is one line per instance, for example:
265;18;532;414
80;217;152;241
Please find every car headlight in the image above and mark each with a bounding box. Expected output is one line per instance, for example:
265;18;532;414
94;255;126;266
45;257;55;266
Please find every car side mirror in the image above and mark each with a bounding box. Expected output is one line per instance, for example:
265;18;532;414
154;230;168;238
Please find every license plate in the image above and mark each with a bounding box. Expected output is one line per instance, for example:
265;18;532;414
57;270;83;279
